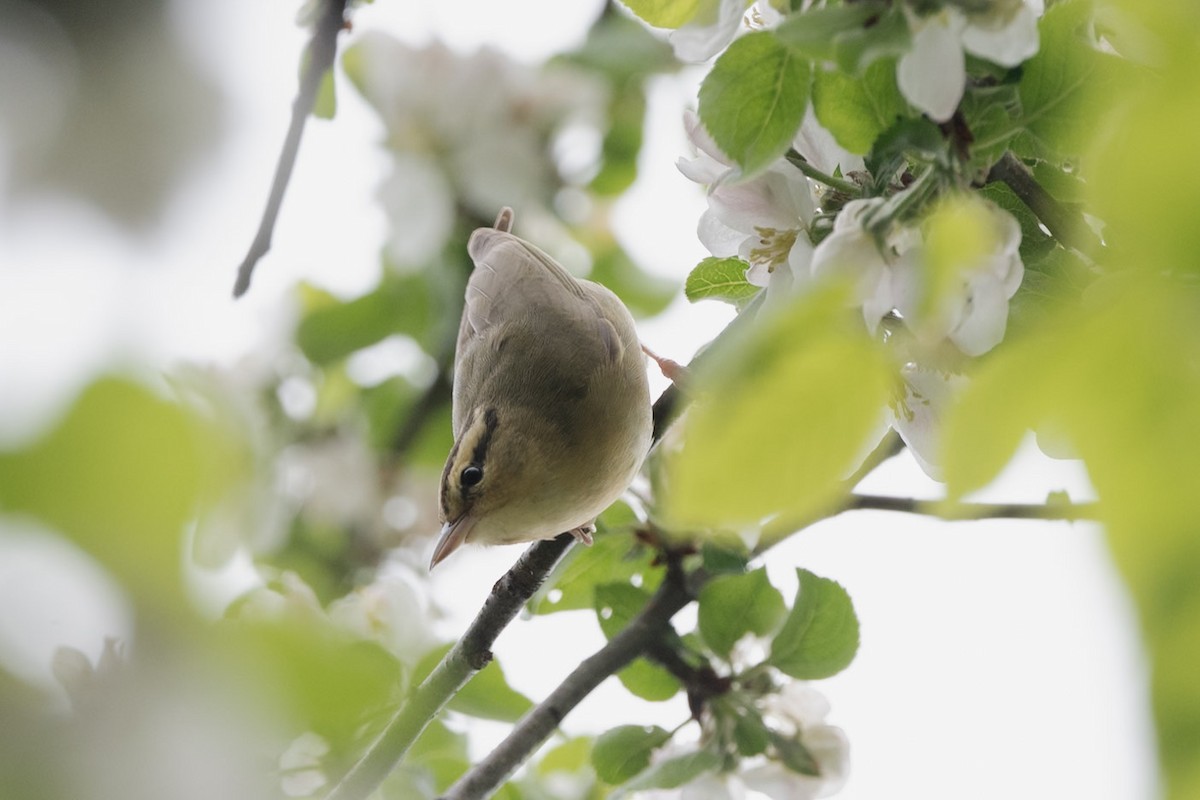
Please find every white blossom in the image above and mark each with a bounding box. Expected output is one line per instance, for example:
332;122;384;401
279;732;329;798
891;363;970;480
350;34;607;265
893;197;1024;356
678;110;818;290
328;562;438;665
897;1;1042;122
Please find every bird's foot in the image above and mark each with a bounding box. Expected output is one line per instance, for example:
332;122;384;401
642;344;689;387
569;524;596;547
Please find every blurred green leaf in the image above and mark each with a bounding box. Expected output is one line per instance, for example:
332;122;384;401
700;540;751;575
619;0;703;28
770;729;820;776
592;83;647;196
214;620;404;747
297;273;435;365
566;7;677;78
663;284;893;529
594;583;681;701
698;568;786;658
685;257;760;306
408;719;470;792
732;708;770;756
941;281;1200;799
699;31;811;175
413;645;533;722
0;377;227;605
769;569;860;679
588;241;677;318
774;3;881;65
612;748;721;795
812;58;906;155
538;736;594;776
592;725;671;784
531;522;660;615
313;67;337;119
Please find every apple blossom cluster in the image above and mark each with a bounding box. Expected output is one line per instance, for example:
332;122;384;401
678;114;1025;477
346;34;607;266
664;0;1044;125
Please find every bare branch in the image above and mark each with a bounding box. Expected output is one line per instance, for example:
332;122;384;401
438;560;698;800
233;0;349;298
848;492;1101;522
986;151;1098;256
323;534;575;800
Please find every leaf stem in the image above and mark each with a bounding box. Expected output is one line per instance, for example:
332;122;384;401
437;559;699;800
785;149;861;196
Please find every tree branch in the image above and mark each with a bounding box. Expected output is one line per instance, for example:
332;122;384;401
233;0;349;298
848;492;1101;521
323;533;575;800
986;151;1096;256
438;559;699;800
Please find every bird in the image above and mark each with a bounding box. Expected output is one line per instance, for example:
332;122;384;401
430;207;653;568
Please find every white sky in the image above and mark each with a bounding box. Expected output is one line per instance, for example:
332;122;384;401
0;1;1158;798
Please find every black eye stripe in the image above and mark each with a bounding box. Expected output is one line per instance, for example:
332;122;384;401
470;406;500;466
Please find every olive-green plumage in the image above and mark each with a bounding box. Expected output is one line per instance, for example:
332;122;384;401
431;208;651;568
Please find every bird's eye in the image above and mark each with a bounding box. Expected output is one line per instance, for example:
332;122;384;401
460;465;484;487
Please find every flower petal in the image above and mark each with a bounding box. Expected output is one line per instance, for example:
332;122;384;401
962;4;1040;67
897;12;967;122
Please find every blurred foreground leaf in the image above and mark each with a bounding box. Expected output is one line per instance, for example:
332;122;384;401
663;284;892;529
0;377;233;606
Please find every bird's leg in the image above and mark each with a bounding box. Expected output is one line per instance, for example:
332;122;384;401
568;523;595;547
642;344;689;387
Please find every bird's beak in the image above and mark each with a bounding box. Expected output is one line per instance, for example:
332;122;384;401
430;515;477;570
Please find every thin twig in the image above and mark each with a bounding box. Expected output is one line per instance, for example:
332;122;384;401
323;534;575;800
986;151;1096;256
785;149;861;196
848;492;1101;521
438;559;698;800
233;0;349;298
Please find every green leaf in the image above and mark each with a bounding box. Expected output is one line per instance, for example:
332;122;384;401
769;569;860;679
413;645;533;722
538;736;594;776
619;0;704;28
732;708;771;756
700;540;752;575
0;377;224;606
594;584;681;701
213;621;404;747
588;241;677;318
530;524;661;615
313;67;337;119
1016;0;1120;160
698;568;786;657
296;272;436;365
617;658;681;702
812;58;906;155
592;83;647;196
940;282;1200;798
698;31;812;175
612;748;722;795
592;725;671;784
770;729;820;776
408;719;470;792
774;4;878;63
663;284;893;529
685;257;760;305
